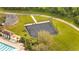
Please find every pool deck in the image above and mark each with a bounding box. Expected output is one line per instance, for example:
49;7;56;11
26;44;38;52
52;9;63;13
0;37;24;51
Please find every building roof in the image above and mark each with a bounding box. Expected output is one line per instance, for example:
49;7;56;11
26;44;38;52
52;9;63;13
2;30;11;35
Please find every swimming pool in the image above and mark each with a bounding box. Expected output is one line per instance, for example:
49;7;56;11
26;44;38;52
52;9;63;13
0;42;16;51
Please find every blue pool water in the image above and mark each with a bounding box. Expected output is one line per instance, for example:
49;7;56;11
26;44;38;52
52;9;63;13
0;42;16;51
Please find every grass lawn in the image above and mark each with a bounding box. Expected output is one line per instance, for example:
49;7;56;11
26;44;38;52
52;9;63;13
53;20;79;51
5;14;79;51
34;16;79;50
34;16;50;22
6;15;34;38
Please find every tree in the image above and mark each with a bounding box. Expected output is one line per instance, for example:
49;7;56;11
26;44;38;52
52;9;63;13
0;16;6;32
20;37;37;50
37;30;53;45
32;43;48;51
32;30;55;51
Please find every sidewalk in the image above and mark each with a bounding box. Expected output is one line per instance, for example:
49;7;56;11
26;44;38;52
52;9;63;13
30;15;37;24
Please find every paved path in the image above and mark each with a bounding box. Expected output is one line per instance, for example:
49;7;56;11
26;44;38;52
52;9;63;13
30;15;37;24
1;11;79;31
53;18;79;31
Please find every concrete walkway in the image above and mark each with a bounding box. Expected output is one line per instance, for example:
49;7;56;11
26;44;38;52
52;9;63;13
53;18;79;31
30;15;37;24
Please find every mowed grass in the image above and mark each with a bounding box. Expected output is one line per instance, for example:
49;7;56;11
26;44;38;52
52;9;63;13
53;20;79;51
6;15;79;50
32;16;79;50
6;15;34;37
34;16;50;22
